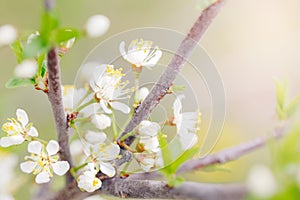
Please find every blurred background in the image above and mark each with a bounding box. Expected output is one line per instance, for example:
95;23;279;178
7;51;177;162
0;0;300;199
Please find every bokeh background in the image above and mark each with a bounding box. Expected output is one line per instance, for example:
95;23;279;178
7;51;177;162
1;0;300;199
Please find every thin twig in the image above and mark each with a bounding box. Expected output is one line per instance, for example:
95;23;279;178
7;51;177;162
117;0;225;145
47;47;74;183
127;127;286;180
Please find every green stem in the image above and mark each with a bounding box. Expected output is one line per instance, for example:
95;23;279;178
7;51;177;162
72;117;90;124
111;111;118;139
71;162;88;174
72;98;96;113
119;131;134;141
30;137;48;145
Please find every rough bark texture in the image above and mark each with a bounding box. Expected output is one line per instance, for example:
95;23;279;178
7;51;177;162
47;48;74;183
117;0;225;146
48;179;246;200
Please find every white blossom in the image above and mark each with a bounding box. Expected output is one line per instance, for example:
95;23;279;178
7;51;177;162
77;163;102;192
135;153;156;172
172;95;200;150
27;32;39;44
91;114;111;130
246;165;277;198
14;60;38;79
85;15;110;38
85;131;107;145
90;64;130;114
0;25;17;47
20;140;70;184
138;120;160;152
119;39;162;69
84;142;120;177
62;85;89;113
1;109;38;147
138;87;149;103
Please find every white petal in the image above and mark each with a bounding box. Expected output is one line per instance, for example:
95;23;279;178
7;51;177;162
91;114;111;130
14;60;38;79
28;126;39;137
143;49;162;67
97;143;120;161
173;95;184;119
0;24;17;46
16;109;29;127
99;162;116;177
52;161;70;176
28;141;42;154
138;120;160;136
70;139;84;156
119;41;128;60
85;15;110;38
138;87;149;102
0;135;24;147
110;102;130;114
100;101;112;114
178;132;198;150
46;140;59;156
85;131;107;144
20;161;36;173
35;171;50;184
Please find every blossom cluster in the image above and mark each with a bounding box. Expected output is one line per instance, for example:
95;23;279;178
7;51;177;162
0;37;201;194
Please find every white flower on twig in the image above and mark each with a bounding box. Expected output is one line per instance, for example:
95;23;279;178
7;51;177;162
85;15;110;38
14;60;38;79
90;64;130;114
119;39;162;69
0;25;17;47
1;109;38;147
172;95;200;150
91;114;111;130
84;142;120;178
137;120;160;152
20;140;70;184
77;163;102;192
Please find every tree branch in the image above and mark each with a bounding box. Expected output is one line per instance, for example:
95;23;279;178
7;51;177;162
47;47;74;183
127;127;286;180
117;0;225;145
48;179;246;200
178;127;285;173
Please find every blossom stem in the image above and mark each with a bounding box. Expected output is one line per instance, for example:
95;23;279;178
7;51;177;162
111;111;118;139
30;137;48;145
72;98;96;113
70;162;88;176
71;117;90;124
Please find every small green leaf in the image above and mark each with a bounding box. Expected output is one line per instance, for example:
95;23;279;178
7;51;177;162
10;40;23;63
40;10;59;40
275;79;287;110
23;36;49;58
54;28;80;43
5;78;35;88
170;85;186;93
285;95;300;118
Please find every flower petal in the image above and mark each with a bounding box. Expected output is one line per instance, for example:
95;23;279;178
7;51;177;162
35;171;50;184
119;41;128;60
28;126;39;137
20;161;36;173
91;114;111;130
98;143;120;161
110;102;130;114
99;162;116;177
46;140;59;156
0;135;24;147
52;161;70;176
16;109;29;127
85;131;107;144
28;141;42;154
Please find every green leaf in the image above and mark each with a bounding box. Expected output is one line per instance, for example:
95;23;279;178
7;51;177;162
275;79;287;110
40;10;59;41
23;36;49;58
285;95;300;118
54;28;80;43
158;132;173;168
10;40;23;63
5;78;35;88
